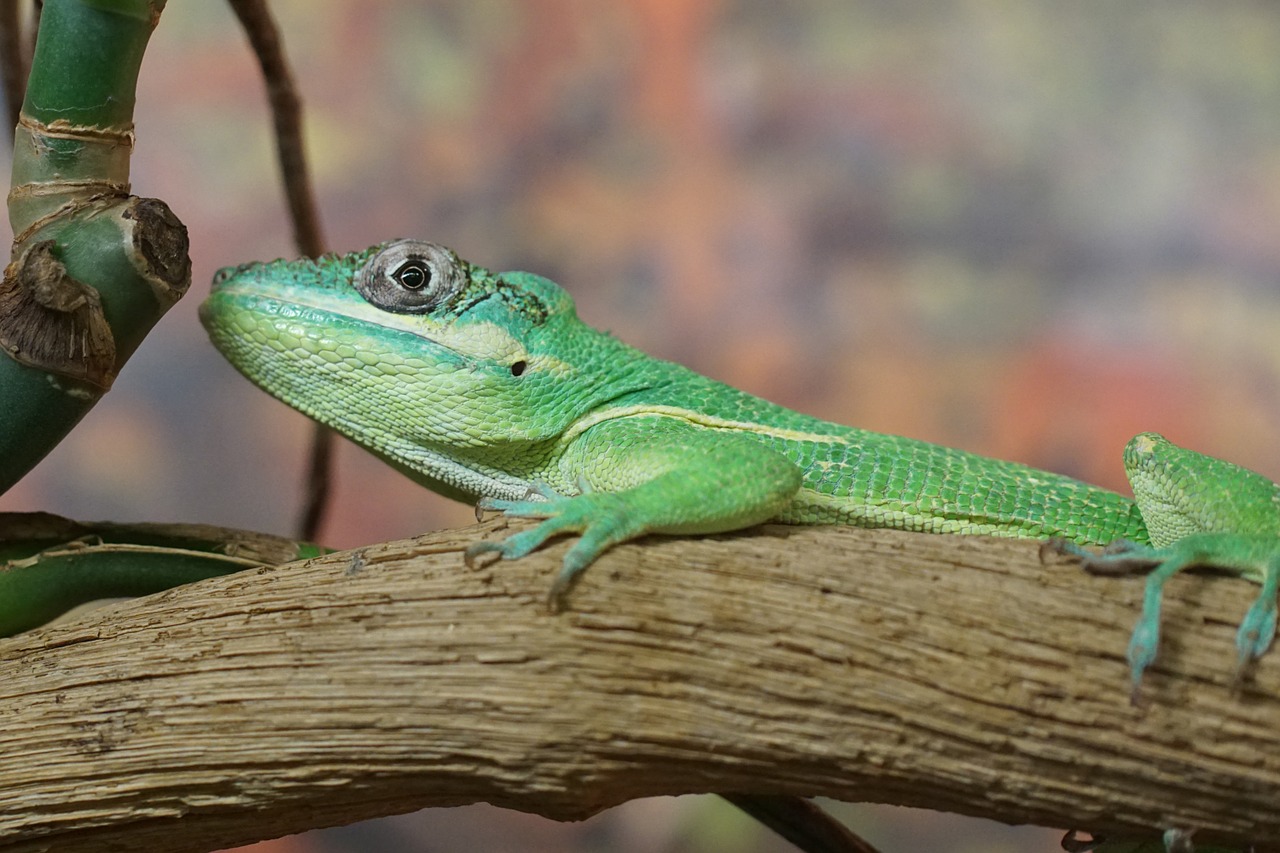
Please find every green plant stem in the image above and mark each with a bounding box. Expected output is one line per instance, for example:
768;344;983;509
0;512;326;636
0;0;188;495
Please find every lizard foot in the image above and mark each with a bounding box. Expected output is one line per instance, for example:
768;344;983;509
1049;534;1279;701
465;493;638;611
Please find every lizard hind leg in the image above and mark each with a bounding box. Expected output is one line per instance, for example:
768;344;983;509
1114;433;1280;695
1070;533;1280;700
1067;540;1194;702
1234;551;1279;684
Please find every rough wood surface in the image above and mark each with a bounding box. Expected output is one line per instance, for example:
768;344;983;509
0;520;1276;852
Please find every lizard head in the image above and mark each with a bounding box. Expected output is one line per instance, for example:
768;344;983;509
200;239;635;449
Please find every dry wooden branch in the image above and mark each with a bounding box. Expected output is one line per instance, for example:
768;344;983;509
0;521;1276;852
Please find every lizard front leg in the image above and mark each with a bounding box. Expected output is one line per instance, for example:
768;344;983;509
465;415;803;609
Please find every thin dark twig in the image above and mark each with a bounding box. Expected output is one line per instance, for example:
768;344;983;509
226;0;333;542
225;0;325;257
0;2;29;133
722;794;886;853
298;423;334;540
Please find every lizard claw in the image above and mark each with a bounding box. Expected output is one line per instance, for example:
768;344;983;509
463;540;505;569
1040;537;1081;562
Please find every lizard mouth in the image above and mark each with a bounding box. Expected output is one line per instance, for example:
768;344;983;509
200;275;507;373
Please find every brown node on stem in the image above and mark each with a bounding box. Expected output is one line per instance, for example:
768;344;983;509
125;196;191;307
0;240;115;389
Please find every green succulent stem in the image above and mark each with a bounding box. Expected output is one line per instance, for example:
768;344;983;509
0;0;189;495
0;512;327;636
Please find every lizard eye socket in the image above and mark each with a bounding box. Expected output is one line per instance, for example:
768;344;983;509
356;239;466;314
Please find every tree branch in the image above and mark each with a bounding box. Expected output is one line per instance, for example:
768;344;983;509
0;522;1276;852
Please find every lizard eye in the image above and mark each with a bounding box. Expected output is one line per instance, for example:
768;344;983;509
393;261;429;290
356;239;467;314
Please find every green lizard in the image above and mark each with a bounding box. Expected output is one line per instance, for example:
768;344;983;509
199;238;1280;698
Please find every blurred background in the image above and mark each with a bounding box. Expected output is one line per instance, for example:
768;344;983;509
4;1;1280;851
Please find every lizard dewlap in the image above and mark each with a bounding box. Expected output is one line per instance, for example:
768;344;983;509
201;238;1280;691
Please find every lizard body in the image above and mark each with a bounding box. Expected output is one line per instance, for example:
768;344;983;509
200;239;1280;693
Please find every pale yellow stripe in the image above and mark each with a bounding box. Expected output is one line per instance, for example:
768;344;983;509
562;404;847;445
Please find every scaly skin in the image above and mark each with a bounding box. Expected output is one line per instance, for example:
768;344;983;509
200;239;1280;699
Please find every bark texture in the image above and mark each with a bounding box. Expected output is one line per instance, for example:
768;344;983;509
0;521;1276;852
